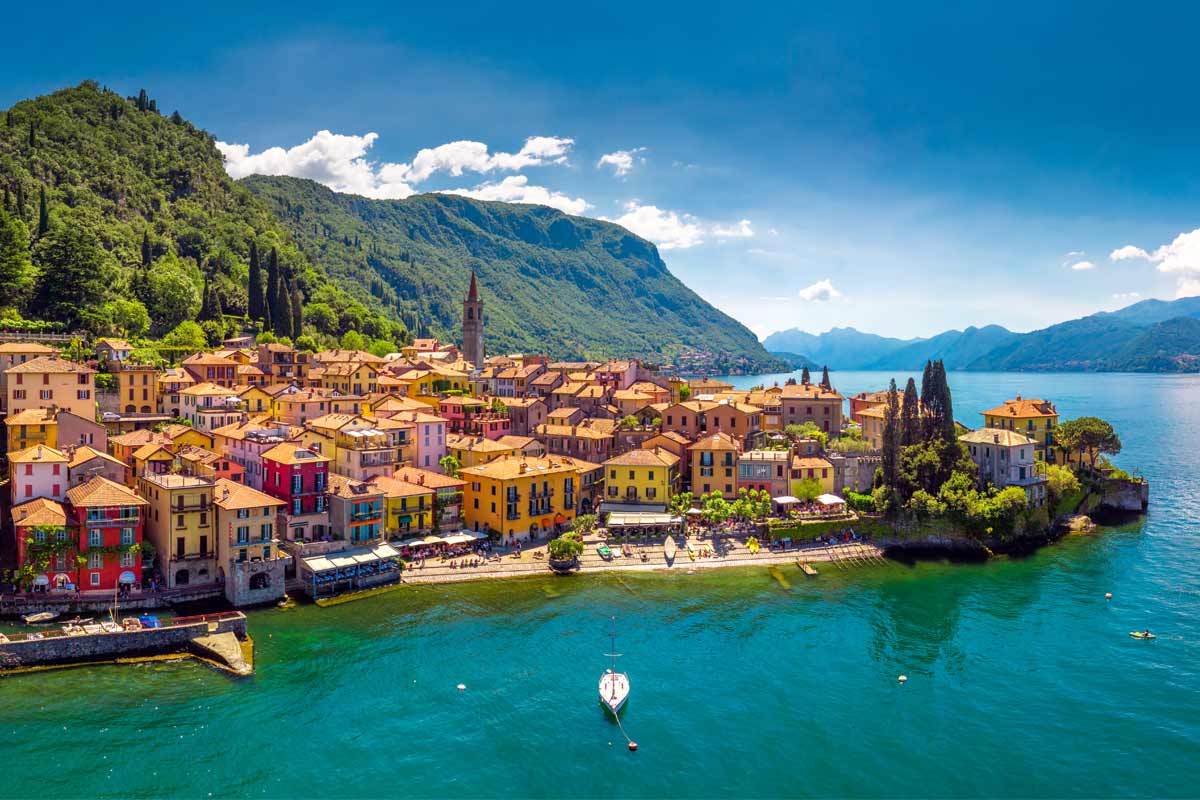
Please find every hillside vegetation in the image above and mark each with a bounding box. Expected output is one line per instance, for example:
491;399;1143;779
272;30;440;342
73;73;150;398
0;81;404;348
245;176;784;368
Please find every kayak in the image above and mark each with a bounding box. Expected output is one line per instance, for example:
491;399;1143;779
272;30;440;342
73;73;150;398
1129;631;1157;640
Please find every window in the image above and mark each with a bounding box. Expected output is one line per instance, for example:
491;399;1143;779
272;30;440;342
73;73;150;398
88;530;102;547
77;390;90;400
261;523;272;541
120;552;135;568
90;572;100;587
88;552;104;569
39;389;52;400
237;526;249;543
120;528;134;545
12;389;24;399
292;499;302;515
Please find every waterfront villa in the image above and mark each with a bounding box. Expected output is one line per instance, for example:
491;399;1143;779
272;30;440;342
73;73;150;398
213;478;287;606
602;448;679;513
981;396;1059;461
260;443;330;543
960;427;1048;507
64;476;149;593
459;456;580;543
138;472;217;588
687;432;740;497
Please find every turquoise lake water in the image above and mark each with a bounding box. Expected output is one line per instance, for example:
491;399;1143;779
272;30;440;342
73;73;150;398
1;371;1197;798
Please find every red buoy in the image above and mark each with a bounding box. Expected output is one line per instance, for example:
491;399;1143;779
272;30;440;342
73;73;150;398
628;742;638;752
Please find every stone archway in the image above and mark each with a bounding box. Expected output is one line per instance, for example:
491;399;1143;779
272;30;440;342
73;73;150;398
175;568;190;586
250;572;270;591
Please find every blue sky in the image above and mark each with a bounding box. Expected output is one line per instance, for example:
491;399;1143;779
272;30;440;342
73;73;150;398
5;1;1200;339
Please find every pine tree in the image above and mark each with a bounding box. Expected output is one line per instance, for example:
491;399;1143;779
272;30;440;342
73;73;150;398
820;365;831;389
36;186;49;236
901;377;920;446
800;366;811;385
247;240;263;320
881;379;901;487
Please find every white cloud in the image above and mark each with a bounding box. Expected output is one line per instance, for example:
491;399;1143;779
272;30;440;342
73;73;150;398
602;202;706;250
1111;292;1141;302
597;147;646;176
406;136;574;182
1110;244;1152;261
1109;229;1200;297
216;131;416;199
749;323;771;341
711;219;755;238
216;131;574;199
797;279;841;302
1069;260;1096;271
440;175;590;215
1064;250;1085;258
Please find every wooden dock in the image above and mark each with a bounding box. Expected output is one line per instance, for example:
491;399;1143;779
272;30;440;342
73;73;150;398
797;561;818;576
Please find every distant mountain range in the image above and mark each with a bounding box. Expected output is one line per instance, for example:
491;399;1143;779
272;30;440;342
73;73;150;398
764;296;1200;372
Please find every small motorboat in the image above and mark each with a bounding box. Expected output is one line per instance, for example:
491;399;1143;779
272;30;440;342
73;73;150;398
1130;631;1157;640
22;611;59;625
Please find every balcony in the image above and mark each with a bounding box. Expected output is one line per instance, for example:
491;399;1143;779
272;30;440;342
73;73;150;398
358;451;395;468
350;509;380;522
174;501;210;513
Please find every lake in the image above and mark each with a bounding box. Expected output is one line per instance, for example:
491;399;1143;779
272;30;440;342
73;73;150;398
0;371;1196;798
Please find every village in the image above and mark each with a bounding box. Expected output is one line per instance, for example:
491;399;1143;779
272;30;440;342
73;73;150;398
0;273;1132;617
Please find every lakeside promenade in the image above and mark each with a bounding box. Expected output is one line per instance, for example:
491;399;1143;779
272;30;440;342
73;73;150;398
397;531;885;587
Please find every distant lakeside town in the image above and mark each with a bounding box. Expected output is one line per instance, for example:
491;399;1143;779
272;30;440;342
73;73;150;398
0;271;1144;636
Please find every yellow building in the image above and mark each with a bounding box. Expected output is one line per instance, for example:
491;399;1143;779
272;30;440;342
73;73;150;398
237;384;274;415
5;407;58;452
4;355;96;420
366;474;435;536
460;456;581;543
790;456;836;495
0;342;57;414
687;432;740;497
981;396;1059;460
298;414;399;481
111;362;161;414
602;448;679;511
316;361;380;396
447;433;543;468
138;472;217;588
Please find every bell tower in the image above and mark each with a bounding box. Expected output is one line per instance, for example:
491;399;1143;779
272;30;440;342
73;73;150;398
462;270;485;368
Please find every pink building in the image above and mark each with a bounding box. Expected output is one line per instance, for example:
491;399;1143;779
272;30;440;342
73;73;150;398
9;444;68;504
390;410;449;472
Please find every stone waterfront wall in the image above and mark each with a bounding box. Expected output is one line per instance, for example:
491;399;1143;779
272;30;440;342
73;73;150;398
1097;478;1149;513
225;558;286;607
0;614;246;669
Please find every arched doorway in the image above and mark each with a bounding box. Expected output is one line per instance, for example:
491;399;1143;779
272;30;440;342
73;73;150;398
529;522;539;540
250;572;270;591
175;568;190;586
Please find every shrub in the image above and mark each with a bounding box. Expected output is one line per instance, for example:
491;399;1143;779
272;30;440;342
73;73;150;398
548;531;584;561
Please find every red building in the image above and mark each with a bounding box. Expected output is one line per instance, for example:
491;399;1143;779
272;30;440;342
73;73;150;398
260;443;331;542
63;476;149;593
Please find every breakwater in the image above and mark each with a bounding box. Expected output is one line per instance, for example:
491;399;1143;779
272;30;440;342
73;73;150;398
0;612;250;675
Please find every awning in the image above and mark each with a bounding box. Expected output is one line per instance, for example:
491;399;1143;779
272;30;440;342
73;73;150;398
553;513;567;524
772;495;801;505
422;535;443;544
607;512;682;528
816;493;845;506
685;508;703;516
442;533;475;545
33;574;49;586
118;571;136;584
400;537;426;547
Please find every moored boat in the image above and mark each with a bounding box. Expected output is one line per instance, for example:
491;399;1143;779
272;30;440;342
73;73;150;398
599;618;630;716
22;611;59;625
1130;630;1156;640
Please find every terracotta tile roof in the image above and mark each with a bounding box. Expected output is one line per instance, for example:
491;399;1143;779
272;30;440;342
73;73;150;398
67;475;148;508
328;472;381;498
12;497;67;527
67;445;125;470
459;455;584;481
4;355;94;374
603;448;679;468
688;432;740;451
792;455;834;470
110;429;169;448
981;397;1058;419
366;474;434;499
960;427;1038;447
182;353;237;366
8;444;68;463
392;467;465;490
261;443;330;466
132;442;174;461
214;478;284;510
3;407;59;426
0;342;56;355
779;382;843;401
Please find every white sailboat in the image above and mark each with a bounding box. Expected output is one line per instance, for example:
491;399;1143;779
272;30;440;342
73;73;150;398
598;619;629;715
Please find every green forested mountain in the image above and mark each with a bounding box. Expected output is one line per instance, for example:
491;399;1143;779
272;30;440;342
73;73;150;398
0;81;404;347
244;175;784;368
0;81;782;369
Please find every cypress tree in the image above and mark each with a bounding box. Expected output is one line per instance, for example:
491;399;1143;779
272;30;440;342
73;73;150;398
274;271;292;338
28;122;35;148
800;366;811;385
15;183;25;220
290;284;303;341
932;360;955;441
2;187;8;211
36;186;49;236
247;240;263;320
137;89;149;111
920;360;935;439
266;247;281;331
901;377;920;446
200;275;214;320
141;232;152;268
820;365;831;389
881;379;901;487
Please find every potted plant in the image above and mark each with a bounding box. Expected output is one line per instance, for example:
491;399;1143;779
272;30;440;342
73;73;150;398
547;530;585;572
